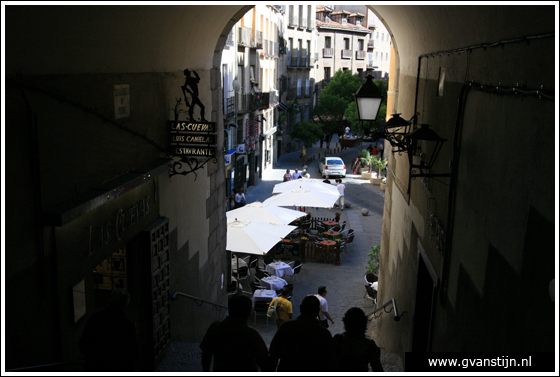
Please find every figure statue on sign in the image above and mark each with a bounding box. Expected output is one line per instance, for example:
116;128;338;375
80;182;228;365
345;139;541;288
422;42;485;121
181;69;207;122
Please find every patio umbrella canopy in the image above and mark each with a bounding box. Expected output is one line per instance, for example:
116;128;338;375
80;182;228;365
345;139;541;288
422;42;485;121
227;202;306;225
272;178;339;195
226;218;297;255
263;188;339;209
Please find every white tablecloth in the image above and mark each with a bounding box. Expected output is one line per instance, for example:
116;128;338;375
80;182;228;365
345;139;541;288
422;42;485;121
260;276;288;291
265;261;294;278
252;289;276;304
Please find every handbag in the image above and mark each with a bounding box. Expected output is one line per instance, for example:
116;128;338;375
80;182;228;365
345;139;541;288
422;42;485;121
267;297;279;320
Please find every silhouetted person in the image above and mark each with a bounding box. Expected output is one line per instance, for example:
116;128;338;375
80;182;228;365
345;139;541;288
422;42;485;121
333;307;383;372
269;295;335;371
79;289;138;372
182;69;207;122
200;294;269;371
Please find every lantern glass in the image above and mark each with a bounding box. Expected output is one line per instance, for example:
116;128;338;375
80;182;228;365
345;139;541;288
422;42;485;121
354;75;384;122
356;97;382;121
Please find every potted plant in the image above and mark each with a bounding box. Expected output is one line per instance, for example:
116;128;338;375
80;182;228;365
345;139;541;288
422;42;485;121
366;245;381;278
334;212;341;222
369;156;387;186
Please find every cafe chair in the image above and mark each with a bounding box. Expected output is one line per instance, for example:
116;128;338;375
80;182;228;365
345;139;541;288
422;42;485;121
226;282;239;296
250;281;265;293
364;284;377;309
344;231;355;252
255;269;271;283
365;273;377;285
249;257;258;273
253;300;271;326
236;266;249;284
291;261;303;283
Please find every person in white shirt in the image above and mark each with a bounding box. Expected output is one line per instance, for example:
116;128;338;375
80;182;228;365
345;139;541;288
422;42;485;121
336;179;346;210
315;286;335;328
292;169;303;180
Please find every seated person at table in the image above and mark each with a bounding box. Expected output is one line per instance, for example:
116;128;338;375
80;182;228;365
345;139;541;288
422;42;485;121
269;287;293;329
200;294;269;371
269;295;335;371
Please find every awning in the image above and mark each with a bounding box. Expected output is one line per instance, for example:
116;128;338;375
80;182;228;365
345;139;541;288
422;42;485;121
277;102;289;112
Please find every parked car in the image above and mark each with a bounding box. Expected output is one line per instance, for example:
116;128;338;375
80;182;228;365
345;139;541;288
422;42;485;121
319;157;346;178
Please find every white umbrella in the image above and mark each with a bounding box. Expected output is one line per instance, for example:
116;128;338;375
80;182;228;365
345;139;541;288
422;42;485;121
227;201;306;225
226;218;297;255
273;178;339;195
263;188;340;209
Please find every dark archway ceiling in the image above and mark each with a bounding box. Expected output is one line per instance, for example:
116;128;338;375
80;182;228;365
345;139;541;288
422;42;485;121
5;4;555;76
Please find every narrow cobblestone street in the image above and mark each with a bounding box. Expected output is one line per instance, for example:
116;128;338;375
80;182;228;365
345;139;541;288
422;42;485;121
156;136;403;372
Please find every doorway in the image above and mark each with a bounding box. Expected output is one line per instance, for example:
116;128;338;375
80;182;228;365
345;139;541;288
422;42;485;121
411;242;438;352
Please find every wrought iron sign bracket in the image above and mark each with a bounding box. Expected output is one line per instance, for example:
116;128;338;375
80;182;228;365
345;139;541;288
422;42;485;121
169;154;218;180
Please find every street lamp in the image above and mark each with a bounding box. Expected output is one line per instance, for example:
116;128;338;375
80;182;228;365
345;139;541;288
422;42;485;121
354;75;384;122
405;124;450;179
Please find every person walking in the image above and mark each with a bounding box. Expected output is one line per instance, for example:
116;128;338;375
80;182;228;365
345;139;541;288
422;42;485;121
200;294;269;371
301;146;307;165
269;287;293;329
283;169;292;182
269;295;335;371
351;157;362;175
336;179;346;211
79;290;139;372
292;168;303;180
315;286;335;328
333;307;383;372
378;141;384;160
234;187;246;208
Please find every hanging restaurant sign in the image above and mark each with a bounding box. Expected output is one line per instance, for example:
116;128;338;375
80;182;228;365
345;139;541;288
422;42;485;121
168;69;219;179
169;120;217;157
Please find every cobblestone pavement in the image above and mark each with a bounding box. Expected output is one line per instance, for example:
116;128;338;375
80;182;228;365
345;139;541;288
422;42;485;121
155;136;403;372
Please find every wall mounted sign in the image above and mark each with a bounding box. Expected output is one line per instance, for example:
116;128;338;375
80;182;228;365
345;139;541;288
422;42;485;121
168;69;218;179
236;144;245;153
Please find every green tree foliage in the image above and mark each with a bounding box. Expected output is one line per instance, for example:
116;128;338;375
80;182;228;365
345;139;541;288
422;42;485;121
313;70;361;135
290;120;324;148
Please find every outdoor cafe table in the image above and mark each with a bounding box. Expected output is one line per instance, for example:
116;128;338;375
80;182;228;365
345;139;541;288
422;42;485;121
323;221;338;228
252;289;276;305
260;276;288;291
265;261;294;278
323;230;341;240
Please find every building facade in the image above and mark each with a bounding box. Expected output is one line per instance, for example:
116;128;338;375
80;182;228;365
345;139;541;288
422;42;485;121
276;4;317;155
315;5;372;93
221;5;283;201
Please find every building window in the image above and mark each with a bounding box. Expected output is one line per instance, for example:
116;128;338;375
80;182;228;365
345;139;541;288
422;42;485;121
358;39;364;50
386;52;389;61
375;51;378;60
325;36;331;48
344;38;350;50
324;67;331;80
376;32;379;40
381;33;384;42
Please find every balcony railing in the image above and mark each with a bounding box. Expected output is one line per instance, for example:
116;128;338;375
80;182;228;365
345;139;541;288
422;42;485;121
237;26;252;47
224;96;235;119
299;18;306;29
289;16;297;28
341;49;352;59
253;30;263;49
323;48;334;58
225;29;234;47
356;50;366;60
